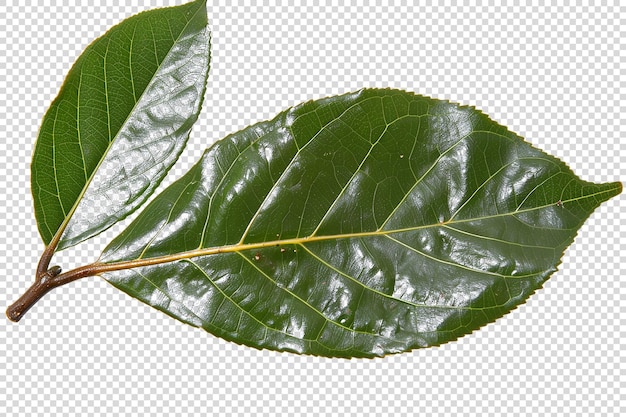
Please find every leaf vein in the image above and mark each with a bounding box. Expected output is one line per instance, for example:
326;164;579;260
185;259;325;343
384;234;544;280
379;128;475;230
237;251;400;339
238;95;388;243
300;243;477;311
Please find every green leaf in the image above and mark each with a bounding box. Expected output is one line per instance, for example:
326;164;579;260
101;89;621;357
31;0;210;251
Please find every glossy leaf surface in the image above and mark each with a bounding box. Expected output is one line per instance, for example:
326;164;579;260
31;0;210;250
102;89;621;357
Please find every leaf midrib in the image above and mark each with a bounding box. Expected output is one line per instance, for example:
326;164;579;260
100;186;617;274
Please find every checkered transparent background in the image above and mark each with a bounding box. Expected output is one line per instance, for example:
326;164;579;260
1;1;624;416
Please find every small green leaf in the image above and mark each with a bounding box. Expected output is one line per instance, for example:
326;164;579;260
31;0;210;250
101;89;621;357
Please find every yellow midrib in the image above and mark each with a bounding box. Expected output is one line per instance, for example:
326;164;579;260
97;185;618;273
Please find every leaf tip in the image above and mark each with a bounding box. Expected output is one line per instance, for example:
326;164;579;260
604;180;622;191
598;180;623;205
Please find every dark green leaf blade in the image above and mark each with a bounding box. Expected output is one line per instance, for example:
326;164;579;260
31;0;210;250
101;89;621;357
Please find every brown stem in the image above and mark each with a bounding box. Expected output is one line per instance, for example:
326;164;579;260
7;265;64;322
8;214;79;321
7;259;127;322
7;220;66;322
6;262;103;322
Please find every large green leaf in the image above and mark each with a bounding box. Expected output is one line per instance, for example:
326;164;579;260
101;89;621;357
31;0;210;250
